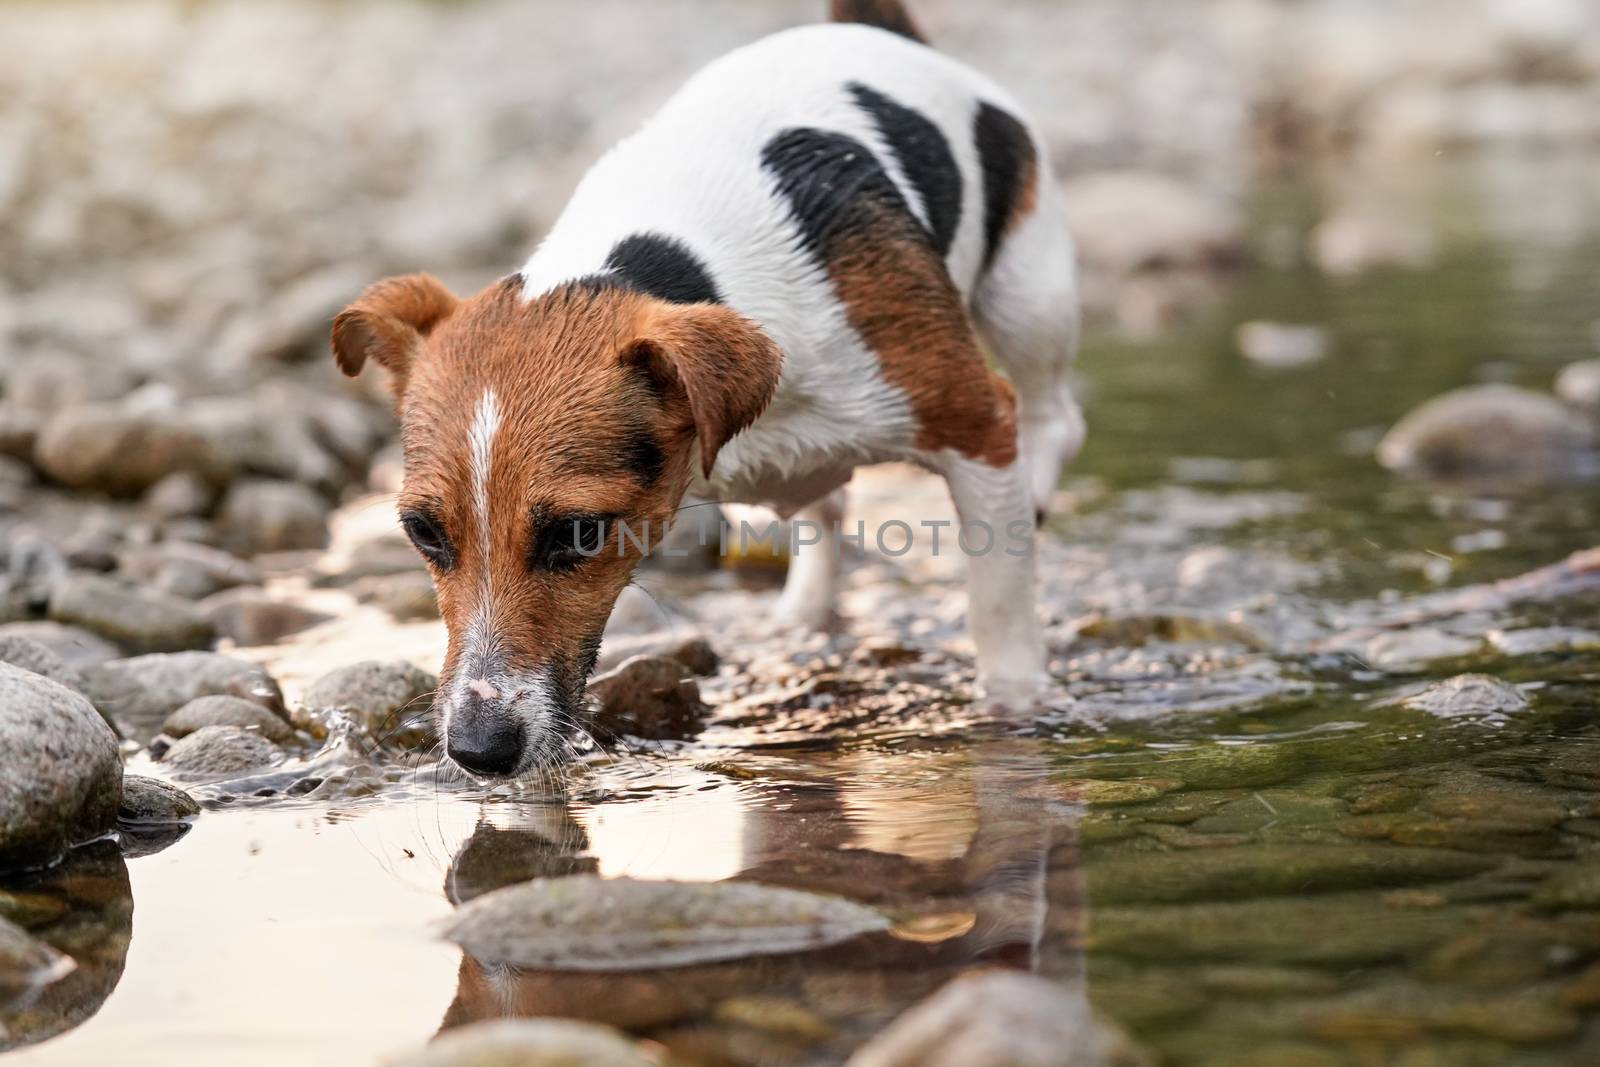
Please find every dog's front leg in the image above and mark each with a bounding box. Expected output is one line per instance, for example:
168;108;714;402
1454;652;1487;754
773;487;847;629
938;454;1051;703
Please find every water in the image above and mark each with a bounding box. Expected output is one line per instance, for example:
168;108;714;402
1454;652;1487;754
5;157;1600;1065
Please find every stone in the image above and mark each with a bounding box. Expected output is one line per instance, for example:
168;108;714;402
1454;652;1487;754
1555;358;1600;415
0;662;123;869
382;1019;655;1067
353;571;439;621
33;403;230;496
1487;626;1600;656
1086;845;1492;903
46;572;214;655
197;587;330;646
444;876;889;970
1311;212;1436;276
77;651;284;741
847;971;1151;1067
116;775;199;824
595;630;719;675
0;915;73;1002
1236;322;1329;369
0;406;41;461
1532;857;1600;911
0;634;87;696
1398;673;1530;718
302;660;437;747
1061;170;1244;276
161;724;281;779
1377;384;1594;481
0;622;120;667
162;694;294;743
216;478;331;555
588;655;708;741
140;470;216;521
1359;629;1481;671
117;541;259;600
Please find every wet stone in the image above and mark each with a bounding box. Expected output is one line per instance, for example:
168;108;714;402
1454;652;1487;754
1532;857;1600;911
1377;383;1595;481
162;695;294;744
1188;791;1349;834
1398;673;1530;719
0;915;72;1001
1062;778;1182;807
0;662;123;869
1487;626;1600;656
444;876;889;970
382;1018;655;1067
1087;845;1492;903
1301;986;1581;1045
116;776;200;825
301;660;437;748
1360;630;1483;672
78;651;284;742
160;725;282;779
588;655;709;741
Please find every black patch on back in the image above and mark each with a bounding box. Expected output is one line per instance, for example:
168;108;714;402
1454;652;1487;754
847;82;962;257
603;233;722;305
973;101;1036;272
760;128;928;258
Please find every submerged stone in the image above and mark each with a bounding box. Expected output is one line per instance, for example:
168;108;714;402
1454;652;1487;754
443;876;888;970
1532;858;1600;911
1398;673;1530;719
1088;845;1492;903
116;776;200;825
383;1018;655;1067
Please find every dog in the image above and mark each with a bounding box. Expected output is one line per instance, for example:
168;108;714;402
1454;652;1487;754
332;0;1083;778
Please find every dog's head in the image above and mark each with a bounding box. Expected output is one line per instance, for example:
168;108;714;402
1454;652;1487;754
333;274;779;777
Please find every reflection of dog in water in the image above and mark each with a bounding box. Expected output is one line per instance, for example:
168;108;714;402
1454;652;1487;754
332;0;1083;781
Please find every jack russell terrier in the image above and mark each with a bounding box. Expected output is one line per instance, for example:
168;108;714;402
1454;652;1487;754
332;0;1083;777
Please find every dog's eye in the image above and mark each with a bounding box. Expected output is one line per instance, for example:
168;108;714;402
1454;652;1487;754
401;510;455;570
531;513;610;573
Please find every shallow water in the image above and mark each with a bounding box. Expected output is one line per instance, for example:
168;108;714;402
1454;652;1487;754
6;158;1600;1065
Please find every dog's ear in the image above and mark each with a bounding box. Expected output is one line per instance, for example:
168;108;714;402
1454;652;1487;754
331;274;458;397
625;303;783;478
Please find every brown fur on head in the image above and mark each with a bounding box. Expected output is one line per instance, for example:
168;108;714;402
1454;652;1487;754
333;275;781;776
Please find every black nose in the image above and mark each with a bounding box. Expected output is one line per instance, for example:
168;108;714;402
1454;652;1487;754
447;720;526;777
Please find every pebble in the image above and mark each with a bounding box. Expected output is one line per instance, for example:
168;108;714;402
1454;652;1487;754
0;662;123;869
301;660;437;747
162;694;294;744
1236;322;1330;369
1555;358;1600;415
1487;626;1600;656
46;572;215;654
1398;673;1530;718
33;403;230;496
161;724;282;779
78;651;284;741
1377;384;1594;481
847;971;1149;1067
197;587;330;646
588;655;709;741
444;876;889;970
116;775;200;824
216;478;331;555
1359;629;1482;671
382;1019;655;1067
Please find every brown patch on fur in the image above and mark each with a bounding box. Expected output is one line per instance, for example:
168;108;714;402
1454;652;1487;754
343;278;778;691
829;0;927;44
1009;155;1038;235
829;209;1019;469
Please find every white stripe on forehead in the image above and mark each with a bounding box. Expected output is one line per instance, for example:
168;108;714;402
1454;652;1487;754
468;389;501;563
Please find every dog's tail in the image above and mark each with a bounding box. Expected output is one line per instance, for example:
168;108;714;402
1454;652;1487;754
829;0;927;45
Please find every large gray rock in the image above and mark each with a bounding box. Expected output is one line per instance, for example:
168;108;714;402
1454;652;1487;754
216;478;330;555
162;694;293;743
0;662;123;869
301;660;437;747
33;403;231;496
0;622;120;667
0;634;87;695
161;725;281;779
78;651;284;741
1378;384;1594;481
382;1019;654;1067
46;572;214;654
